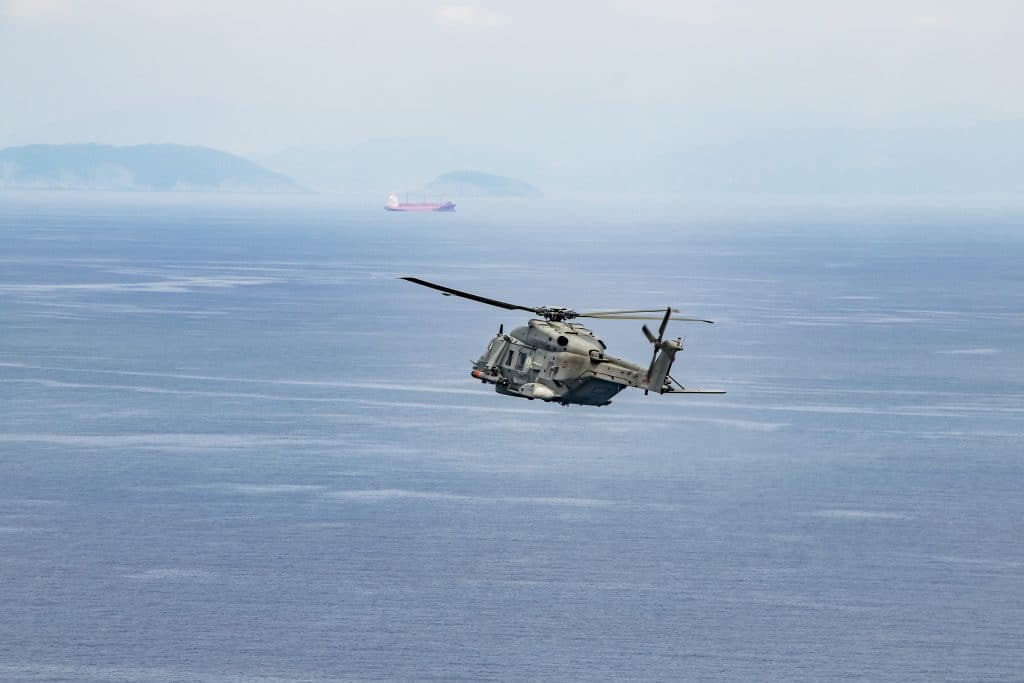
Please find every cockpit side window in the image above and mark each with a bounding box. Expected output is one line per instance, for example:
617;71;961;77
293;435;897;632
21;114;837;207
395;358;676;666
515;351;527;370
504;349;514;366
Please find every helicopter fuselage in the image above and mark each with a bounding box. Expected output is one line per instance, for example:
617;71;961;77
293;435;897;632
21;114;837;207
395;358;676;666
471;318;650;406
400;276;723;406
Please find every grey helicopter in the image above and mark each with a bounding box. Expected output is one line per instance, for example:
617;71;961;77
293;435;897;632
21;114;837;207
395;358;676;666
402;277;725;406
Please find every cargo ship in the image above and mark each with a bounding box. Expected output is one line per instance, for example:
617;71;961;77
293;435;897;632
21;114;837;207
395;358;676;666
385;193;455;212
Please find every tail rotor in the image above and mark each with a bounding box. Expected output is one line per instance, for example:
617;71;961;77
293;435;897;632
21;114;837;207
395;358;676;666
638;307;671;393
641;305;715;394
642;308;674;394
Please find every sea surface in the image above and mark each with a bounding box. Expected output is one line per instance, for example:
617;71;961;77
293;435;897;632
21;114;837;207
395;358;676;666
1;193;1022;681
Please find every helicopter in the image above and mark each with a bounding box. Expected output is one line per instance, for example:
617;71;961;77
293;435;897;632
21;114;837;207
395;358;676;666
401;277;725;406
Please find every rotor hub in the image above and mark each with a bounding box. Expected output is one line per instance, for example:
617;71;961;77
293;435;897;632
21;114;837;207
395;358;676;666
535;306;577;322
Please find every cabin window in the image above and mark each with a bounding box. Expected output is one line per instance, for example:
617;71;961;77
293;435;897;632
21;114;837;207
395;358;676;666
515;352;527;370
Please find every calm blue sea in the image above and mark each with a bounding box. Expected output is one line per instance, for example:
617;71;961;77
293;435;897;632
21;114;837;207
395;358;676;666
1;193;1022;681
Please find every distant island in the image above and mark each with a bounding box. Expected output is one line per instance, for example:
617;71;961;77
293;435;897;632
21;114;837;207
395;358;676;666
426;170;541;198
0;143;300;193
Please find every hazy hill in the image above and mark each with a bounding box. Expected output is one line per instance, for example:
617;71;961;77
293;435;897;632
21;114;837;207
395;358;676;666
426;170;541;198
262;137;546;194
0;144;300;192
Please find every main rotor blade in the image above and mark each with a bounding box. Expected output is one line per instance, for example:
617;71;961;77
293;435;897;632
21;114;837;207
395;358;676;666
581;308;714;323
578;308;679;316
401;277;537;313
580;314;676;320
585;313;720;325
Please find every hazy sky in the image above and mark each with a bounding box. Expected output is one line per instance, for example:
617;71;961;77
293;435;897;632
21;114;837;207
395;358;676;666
2;0;1022;165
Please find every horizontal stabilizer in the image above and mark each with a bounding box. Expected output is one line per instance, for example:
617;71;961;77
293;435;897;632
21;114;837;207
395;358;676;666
666;388;727;394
